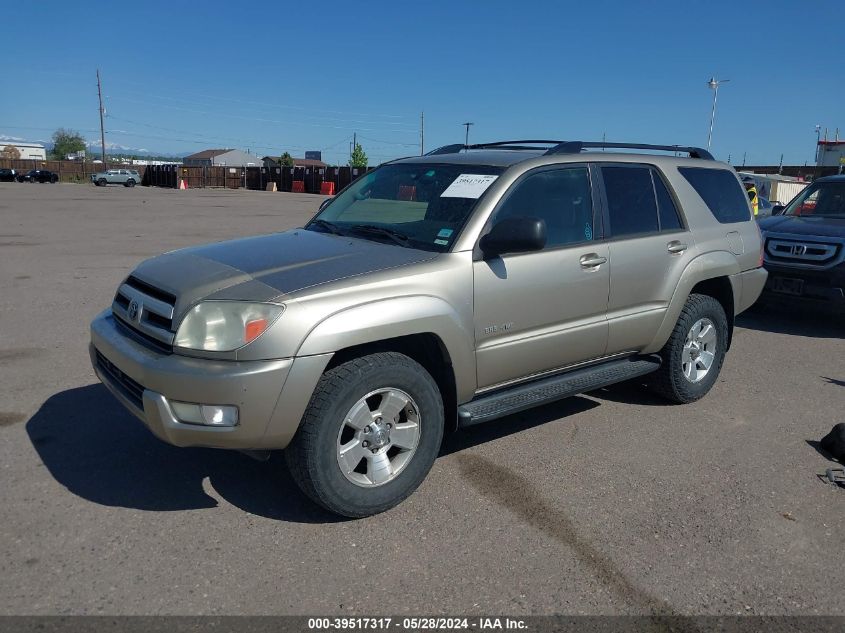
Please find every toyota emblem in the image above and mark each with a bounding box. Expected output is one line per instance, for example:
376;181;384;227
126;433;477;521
127;299;140;321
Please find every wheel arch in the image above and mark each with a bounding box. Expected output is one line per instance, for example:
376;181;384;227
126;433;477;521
643;251;740;353
326;333;459;432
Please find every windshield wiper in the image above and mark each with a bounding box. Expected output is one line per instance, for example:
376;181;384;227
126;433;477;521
308;219;345;235
349;224;412;247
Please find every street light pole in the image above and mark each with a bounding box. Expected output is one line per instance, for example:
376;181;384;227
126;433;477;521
814;124;821;179
706;77;729;151
462;122;474;148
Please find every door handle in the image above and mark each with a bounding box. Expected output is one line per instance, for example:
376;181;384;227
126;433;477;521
667;240;688;254
579;253;607;268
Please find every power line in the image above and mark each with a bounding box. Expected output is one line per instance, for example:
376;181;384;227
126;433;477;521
111;88;416;129
109;96;418;134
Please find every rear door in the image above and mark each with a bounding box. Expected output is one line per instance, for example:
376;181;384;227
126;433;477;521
597;164;696;354
473;165;610;389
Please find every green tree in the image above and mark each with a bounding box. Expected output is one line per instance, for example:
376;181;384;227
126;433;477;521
279;151;295;168
51;128;86;160
348;142;368;168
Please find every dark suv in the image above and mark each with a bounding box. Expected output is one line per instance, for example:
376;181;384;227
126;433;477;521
18;169;58;183
758;175;845;309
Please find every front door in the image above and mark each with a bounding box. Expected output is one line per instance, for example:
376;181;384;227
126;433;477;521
473;165;610;390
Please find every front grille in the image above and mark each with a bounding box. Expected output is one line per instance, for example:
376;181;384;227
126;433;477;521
126;275;177;305
95;349;145;409
766;238;838;264
111;276;177;352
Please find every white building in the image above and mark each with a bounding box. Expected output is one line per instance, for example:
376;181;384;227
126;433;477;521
1;142;46;160
817;140;845;168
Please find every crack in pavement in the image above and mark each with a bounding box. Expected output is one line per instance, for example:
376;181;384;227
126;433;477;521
455;452;678;617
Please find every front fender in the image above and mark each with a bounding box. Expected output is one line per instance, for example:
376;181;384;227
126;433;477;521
642;250;741;353
296;295;477;401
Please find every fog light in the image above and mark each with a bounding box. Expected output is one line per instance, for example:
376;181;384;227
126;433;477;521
170;401;239;427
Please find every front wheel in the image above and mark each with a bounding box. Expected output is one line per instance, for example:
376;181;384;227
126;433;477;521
647;293;728;404
97;178;107;187
285;352;444;517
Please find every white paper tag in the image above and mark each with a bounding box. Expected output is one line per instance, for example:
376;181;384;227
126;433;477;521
440;174;499;198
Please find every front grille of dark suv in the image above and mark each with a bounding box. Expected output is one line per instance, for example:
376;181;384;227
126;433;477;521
111;276;176;353
95;349;145;409
766;238;839;265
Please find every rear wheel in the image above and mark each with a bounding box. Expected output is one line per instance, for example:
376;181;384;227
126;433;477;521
647;293;728;404
286;352;444;517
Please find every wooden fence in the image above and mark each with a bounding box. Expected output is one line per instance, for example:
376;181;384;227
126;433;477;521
0;158;373;193
144;164;373;193
0;158;148;183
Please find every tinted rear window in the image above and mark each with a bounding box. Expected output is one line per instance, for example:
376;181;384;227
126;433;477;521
678;167;750;224
602;166;659;237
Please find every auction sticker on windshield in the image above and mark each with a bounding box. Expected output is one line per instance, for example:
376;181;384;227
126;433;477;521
441;174;498;198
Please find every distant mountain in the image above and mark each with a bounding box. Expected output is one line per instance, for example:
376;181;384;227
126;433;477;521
0;133;182;158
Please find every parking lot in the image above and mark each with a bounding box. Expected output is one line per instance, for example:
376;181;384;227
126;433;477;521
0;182;843;616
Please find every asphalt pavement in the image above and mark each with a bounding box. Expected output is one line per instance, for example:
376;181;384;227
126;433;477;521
1;182;843;616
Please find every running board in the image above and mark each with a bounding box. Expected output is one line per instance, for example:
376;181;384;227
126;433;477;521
458;356;661;427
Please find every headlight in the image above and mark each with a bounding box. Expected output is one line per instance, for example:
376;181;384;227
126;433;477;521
174;301;284;351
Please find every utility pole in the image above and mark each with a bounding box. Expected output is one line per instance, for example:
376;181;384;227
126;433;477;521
353;132;357;153
96;69;107;165
420;111;424;156
462;122;474;148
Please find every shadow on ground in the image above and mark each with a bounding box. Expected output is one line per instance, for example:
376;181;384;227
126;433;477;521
736;303;843;339
25;384;340;524
29;383;644;520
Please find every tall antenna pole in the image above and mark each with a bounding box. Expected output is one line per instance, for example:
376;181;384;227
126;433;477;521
420;111;424;156
706;77;729;151
462;122;474;147
96;69;107;164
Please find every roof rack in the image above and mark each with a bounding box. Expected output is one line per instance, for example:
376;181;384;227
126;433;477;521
545;141;714;160
426;140;564;155
425;140;714;160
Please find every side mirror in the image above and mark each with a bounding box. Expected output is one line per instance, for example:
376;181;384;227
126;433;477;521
771;205;785;215
480;216;547;258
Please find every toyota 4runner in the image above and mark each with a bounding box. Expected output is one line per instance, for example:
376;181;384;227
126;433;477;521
89;140;767;517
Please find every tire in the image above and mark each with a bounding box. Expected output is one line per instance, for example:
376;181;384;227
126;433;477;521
97;178;107;187
125;179;135;187
286;352;444;517
647;293;729;404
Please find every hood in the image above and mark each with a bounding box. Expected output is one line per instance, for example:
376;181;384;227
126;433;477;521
130;229;438;316
759;214;845;238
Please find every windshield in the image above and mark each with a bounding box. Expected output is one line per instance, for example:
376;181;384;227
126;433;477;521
306;163;504;252
784;181;845;218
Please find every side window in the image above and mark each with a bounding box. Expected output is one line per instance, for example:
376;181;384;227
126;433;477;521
678;167;751;224
653;171;683;231
602;166;659;237
494;168;594;249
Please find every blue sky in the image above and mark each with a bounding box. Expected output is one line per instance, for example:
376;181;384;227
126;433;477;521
1;0;842;165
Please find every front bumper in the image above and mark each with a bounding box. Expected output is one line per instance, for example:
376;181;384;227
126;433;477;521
762;262;845;306
90;310;303;449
